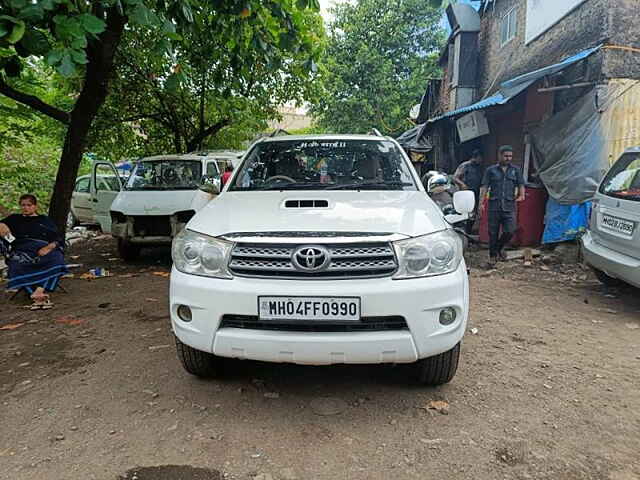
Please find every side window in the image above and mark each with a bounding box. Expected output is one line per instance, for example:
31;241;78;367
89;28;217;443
500;7;517;47
75;178;90;193
95;164;119;191
206;162;219;177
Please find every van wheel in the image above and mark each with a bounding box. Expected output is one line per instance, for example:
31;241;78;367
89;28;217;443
592;267;624;287
117;239;141;261
175;336;222;378
412;342;460;386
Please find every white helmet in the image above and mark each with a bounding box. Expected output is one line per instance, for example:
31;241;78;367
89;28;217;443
427;173;450;194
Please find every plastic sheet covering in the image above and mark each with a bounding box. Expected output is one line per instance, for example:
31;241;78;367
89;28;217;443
396;124;432;153
531;88;609;205
542;198;591;244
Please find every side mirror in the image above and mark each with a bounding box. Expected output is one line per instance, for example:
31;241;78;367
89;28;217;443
453;190;475;214
199;182;220;195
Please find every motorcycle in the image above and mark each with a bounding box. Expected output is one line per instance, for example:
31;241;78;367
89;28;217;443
424;171;475;249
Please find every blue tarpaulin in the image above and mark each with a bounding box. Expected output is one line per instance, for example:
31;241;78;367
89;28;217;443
542;198;592;244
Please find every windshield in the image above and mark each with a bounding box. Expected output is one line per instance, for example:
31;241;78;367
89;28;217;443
228;139;417;191
599;152;640;201
125;160;202;190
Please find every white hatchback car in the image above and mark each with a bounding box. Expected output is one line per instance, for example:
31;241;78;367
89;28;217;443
582;147;640;288
68;174;122;228
170;134;474;385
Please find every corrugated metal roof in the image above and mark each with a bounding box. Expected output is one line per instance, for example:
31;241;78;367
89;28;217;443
427;45;602;124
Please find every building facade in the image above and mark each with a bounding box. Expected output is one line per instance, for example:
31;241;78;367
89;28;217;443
421;0;640;173
415;0;640;244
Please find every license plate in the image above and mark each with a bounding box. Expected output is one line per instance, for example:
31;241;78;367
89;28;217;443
601;214;635;237
258;296;361;321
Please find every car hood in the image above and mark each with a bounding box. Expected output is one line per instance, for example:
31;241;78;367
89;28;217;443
188;191;446;239
110;190;198;216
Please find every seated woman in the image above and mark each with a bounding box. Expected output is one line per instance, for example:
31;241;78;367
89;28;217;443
0;194;67;309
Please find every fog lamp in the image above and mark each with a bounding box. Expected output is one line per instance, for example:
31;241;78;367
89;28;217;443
439;307;457;326
177;305;192;322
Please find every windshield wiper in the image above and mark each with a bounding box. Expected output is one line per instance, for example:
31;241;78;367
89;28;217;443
257;183;324;191
325;181;414;190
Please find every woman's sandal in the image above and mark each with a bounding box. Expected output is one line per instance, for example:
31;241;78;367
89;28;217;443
29;295;53;310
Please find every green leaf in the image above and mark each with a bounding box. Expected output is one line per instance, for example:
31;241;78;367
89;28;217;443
54;16;84;40
130;3;153;26
17;5;45;22
164;73;180;91
46;48;63;65
78;14;106;35
181;4;193;23
7;19;26;44
70;48;87;64
18;28;50;56
0;23;8;38
9;0;27;9
71;36;87;49
57;52;75;77
41;0;56;11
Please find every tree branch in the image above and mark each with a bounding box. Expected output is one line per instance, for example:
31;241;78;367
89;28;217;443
0;78;70;124
186;118;231;151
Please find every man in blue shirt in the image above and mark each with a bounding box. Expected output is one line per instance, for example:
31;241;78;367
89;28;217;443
479;145;525;267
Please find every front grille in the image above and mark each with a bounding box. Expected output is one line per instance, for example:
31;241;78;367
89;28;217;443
228;242;397;279
220;314;408;332
132;215;171;236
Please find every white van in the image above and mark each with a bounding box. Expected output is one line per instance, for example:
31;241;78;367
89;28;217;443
582;147;640;288
169;134;475;385
92;151;243;260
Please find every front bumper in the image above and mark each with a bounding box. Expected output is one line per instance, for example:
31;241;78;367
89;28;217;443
169;264;469;365
582;231;640;288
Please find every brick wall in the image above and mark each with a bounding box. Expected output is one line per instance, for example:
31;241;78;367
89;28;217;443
478;0;609;96
604;0;640;79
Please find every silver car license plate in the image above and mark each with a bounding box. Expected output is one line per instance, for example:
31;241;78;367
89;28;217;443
258;296;361;321
601;214;635;237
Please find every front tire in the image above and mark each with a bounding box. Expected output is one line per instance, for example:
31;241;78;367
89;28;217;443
412;342;461;386
592;267;624;287
175;336;223;378
117;239;141;261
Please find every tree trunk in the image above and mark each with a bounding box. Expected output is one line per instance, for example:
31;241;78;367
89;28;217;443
48;9;126;235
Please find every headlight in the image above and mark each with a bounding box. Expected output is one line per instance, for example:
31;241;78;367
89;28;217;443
393;230;462;279
172;229;233;279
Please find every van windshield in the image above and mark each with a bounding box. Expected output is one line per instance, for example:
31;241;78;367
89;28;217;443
125;160;202;190
600;152;640;201
228;139;417;191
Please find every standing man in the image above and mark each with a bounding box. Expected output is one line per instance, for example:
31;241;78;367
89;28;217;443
453;148;484;233
479;145;525;267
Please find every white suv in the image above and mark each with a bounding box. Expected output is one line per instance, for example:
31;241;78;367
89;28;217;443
170;135;474;385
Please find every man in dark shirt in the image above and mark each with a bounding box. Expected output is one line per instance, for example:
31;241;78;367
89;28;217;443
453;149;484;232
479;145;525;266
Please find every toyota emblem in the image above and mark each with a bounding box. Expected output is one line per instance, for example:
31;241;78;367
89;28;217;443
291;245;331;272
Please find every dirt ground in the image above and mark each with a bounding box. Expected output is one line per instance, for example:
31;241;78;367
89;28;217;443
1;237;639;480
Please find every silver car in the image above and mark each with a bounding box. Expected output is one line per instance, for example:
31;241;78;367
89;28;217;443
582;147;640;288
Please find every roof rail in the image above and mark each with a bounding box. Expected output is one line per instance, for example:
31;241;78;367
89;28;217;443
368;128;383;137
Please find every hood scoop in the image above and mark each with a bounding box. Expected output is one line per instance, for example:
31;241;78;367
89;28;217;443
284;199;329;209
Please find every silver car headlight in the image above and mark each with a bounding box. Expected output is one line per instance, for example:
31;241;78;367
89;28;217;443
172;229;233;279
392;230;462;279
